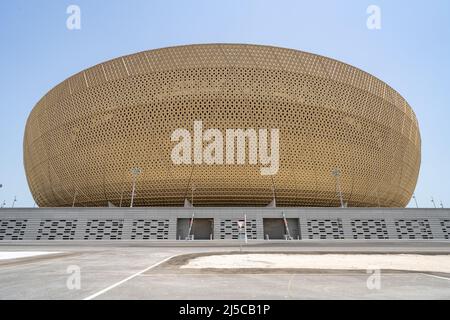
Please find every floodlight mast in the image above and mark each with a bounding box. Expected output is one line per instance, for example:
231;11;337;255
187;185;196;239
332;168;344;208
431;197;437;209
412;194;419;208
130;167;142;208
0;184;3;209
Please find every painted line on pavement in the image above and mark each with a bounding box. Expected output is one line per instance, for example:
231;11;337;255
83;254;179;300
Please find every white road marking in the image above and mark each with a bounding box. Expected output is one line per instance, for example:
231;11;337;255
0;252;60;260
419;273;450;281
83;254;179;300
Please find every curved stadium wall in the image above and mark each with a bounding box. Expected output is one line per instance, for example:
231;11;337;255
23;44;421;208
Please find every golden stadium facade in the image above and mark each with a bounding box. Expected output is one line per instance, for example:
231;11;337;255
24;44;421;208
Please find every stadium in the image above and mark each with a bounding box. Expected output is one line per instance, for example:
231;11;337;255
23;43;421;208
2;2;449;302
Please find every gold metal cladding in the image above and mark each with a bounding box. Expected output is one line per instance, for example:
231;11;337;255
23;44;421;207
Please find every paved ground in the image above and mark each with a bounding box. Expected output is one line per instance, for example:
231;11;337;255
0;240;449;300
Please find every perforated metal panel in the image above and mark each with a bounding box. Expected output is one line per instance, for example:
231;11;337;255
351;219;389;239
395;219;433;239
0;220;27;240
36;219;77;240
24;44;421;207
130;219;169;240
83;219;123;240
441;220;450;239
307;219;344;239
219;219;257;240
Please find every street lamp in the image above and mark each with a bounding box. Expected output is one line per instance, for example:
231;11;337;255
186;185;196;240
130;167;142;208
72;190;78;208
191;185;196;207
11;196;17;208
431;197;437;208
412;194;419;208
332;168;344;208
119;185;125;208
0;184;4;208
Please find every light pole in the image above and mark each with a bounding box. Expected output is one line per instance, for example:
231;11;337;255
191;185;196;207
244;214;248;244
130;167;142;208
375;189;380;208
72;190;78;208
187;185;196;240
119;185;125;208
412;194;419;208
11;196;17;208
431;197;437;208
332;168;344;208
0;184;4;208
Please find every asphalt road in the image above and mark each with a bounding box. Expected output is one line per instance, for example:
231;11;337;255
0;240;449;300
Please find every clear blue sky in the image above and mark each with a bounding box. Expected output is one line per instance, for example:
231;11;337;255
0;0;449;208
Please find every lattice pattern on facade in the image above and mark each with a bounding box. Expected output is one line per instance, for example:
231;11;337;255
0;220;28;240
130;219;170;240
219;219;257;240
351;219;389;239
307;219;344;239
83;219;123;240
36;219;78;240
24;44;421;207
395;219;433;239
441;220;450;239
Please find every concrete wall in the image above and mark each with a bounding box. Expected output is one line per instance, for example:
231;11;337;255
0;207;449;241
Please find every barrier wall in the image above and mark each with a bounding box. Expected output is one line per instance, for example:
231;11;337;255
0;207;448;241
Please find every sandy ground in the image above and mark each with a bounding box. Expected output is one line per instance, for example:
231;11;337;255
181;253;450;273
0;251;60;260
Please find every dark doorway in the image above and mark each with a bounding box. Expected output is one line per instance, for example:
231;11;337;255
263;218;300;240
177;218;214;240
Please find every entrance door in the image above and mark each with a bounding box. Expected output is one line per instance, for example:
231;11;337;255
177;218;213;240
263;219;285;239
192;219;214;240
263;218;300;239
